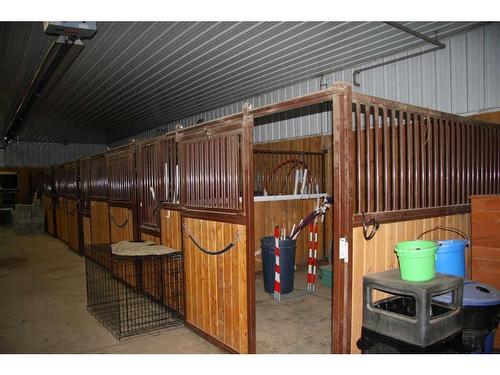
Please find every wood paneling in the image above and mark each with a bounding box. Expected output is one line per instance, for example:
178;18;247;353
66;198;80;253
83;216;91;248
42;195;55;236
160;209;181;250
470;195;500;350
350;213;470;353
253;198;326;267
183;217;248;353
254;135;333;262
141;232;161;244
58;197;68;243
109;206;134;243
90;200;110;245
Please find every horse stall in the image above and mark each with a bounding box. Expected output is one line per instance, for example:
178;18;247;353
64;161;82;255
106;143;139;243
89;152;110;245
346;91;500;353
251;146;332;353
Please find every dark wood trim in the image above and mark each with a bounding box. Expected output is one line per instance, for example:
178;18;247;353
251;88;344;118
331;83;354;354
180;209;247;225
184;321;238;354
89;196;108;202
243;105;256;354
352;92;500;130
160;202;181;211
140;225;161;237
108;200;133;209
353;204;471;226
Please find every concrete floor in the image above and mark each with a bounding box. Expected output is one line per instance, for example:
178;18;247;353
0;227;221;354
0;227;331;354
255;264;332;354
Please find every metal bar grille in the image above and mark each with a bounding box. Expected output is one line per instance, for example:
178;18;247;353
90;153;108;199
107;151;133;202
352;100;500;216
181;132;243;211
85;244;184;340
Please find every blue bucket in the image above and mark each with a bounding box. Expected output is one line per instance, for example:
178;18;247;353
435;239;468;277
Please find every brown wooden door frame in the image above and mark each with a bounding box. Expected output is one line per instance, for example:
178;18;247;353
331;84;354;354
248;85;354;354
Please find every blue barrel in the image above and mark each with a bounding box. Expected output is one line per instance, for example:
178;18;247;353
261;236;296;294
436;239;468;277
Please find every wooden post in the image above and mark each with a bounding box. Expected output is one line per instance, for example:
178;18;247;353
332;83;354;354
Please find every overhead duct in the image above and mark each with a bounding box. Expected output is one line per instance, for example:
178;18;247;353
2;22;97;149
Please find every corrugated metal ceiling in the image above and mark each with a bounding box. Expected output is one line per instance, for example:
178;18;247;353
0;21;486;144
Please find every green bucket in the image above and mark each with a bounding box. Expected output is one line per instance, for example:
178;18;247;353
395;240;438;282
320;265;332;288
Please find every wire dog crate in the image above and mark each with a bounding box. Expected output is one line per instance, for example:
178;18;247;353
85;244;184;340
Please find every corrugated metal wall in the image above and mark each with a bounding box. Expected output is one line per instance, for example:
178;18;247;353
0;141;107;167
111;23;500;148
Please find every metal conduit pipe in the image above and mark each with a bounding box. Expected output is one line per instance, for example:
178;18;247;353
353;22;446;87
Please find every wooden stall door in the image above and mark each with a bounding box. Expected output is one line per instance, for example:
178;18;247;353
90;200;110;245
109;206;134;243
179;111;254;353
66;198;80;254
160;209;181;250
58;197;69;243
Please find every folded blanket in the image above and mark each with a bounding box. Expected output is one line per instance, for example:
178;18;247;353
111;240;179;256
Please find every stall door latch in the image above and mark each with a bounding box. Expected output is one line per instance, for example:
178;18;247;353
339;237;349;263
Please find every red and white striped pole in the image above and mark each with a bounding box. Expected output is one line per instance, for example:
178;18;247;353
311;221;319;291
307;222;314;291
274;225;281;301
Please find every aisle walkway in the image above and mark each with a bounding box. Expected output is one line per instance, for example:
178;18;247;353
0;228;221;354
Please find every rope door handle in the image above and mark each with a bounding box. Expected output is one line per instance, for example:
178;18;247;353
417;225;468;240
188;233;239;256
110;215;129;228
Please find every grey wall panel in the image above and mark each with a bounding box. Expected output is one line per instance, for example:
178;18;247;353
110;23;499;148
0;142;107;168
450;34;468;114
485;23;500;109
466;28;485;112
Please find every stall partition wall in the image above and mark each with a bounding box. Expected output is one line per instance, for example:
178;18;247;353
178;109;255;353
106;145;139;243
79;158;91;248
348;92;500;353
64;161;81;254
89;153;110;245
